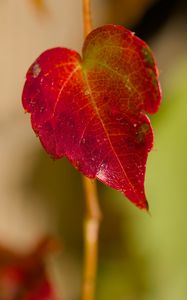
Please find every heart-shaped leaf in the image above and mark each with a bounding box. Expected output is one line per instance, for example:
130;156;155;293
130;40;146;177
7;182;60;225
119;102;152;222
22;25;161;209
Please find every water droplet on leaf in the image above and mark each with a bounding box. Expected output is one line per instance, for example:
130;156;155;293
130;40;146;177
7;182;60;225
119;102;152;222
32;63;41;78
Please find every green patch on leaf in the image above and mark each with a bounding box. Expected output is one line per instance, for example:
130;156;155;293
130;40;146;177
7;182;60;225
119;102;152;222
142;47;155;67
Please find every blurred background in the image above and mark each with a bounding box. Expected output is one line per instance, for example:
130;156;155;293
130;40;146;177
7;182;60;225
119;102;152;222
0;0;187;299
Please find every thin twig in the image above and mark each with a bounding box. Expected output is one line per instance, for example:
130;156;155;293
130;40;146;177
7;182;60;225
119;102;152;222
83;0;92;37
81;1;102;299
82;176;102;300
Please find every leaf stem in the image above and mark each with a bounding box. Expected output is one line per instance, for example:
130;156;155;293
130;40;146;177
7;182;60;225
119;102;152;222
83;0;92;37
82;176;102;300
81;2;101;300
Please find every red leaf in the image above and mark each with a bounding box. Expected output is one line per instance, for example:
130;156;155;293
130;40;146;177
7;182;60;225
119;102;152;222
22;25;161;209
0;238;57;300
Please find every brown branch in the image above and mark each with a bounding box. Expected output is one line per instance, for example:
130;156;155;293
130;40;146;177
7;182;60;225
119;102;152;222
81;2;101;300
83;0;92;37
82;176;102;300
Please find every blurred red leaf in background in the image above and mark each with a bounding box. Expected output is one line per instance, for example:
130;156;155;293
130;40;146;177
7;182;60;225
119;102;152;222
0;237;57;300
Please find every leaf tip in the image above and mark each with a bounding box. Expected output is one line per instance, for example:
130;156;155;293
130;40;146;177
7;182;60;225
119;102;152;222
144;199;150;212
137;198;149;211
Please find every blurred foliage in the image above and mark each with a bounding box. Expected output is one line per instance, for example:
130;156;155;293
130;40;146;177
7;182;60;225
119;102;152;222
107;0;152;26
0;237;57;299
30;0;48;14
